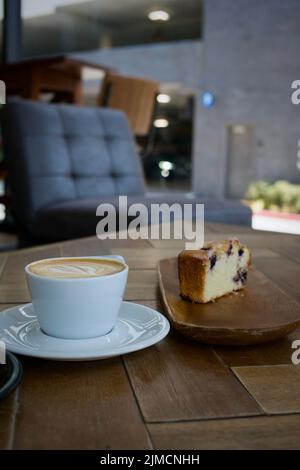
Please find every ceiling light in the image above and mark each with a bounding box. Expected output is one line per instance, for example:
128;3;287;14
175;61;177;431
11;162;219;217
148;10;170;21
154;118;169;128
159;161;173;171
157;93;171;104
161;169;170;178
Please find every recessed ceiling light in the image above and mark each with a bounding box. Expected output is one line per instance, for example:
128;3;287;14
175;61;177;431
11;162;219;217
154;118;169;128
161;169;170;178
157;93;171;104
148;10;170;21
159;161;173;171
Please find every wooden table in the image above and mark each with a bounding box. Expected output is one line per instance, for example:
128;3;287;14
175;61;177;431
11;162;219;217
0;222;300;450
0;55;113;104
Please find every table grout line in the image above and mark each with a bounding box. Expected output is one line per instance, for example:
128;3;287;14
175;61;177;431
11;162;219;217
0;254;8;280
272;248;300;266
252;258;300;305
1;240;64;256
0;302;21;305
212;347;266;416
231;364;297;370
121;356;155;450
230;366;274;415
255;253;300;266
6;387;20;450
145;410;300;426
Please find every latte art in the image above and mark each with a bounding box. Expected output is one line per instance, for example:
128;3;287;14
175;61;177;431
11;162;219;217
28;258;125;279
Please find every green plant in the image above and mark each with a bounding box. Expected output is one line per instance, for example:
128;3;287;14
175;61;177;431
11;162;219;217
246;180;300;213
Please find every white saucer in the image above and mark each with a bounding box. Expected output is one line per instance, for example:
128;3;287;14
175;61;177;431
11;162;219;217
0;302;170;361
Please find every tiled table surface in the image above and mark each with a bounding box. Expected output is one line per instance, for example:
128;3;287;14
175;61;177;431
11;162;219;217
0;222;299;449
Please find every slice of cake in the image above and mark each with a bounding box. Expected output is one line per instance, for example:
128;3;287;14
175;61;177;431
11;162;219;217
178;239;251;303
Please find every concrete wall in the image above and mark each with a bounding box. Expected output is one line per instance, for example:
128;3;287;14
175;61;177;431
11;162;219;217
193;0;300;198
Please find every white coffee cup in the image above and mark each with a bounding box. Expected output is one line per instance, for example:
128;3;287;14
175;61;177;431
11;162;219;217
25;255;128;339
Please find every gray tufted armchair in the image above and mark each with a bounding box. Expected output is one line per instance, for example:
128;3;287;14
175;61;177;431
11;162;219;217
1;100;146;241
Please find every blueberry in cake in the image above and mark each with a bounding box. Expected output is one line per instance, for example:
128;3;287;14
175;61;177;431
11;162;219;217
178;239;251;303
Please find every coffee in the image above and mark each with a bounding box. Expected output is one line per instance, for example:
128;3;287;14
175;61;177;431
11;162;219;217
28;258;125;279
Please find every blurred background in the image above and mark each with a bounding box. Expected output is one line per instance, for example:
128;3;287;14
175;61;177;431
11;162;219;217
0;0;299;249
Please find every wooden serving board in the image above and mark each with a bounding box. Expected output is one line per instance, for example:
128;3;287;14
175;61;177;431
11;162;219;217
158;257;300;346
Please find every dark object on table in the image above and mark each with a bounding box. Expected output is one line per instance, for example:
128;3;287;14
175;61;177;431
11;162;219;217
0;352;22;401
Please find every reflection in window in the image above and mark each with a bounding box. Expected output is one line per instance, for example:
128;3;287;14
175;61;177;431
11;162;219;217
22;0;202;58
